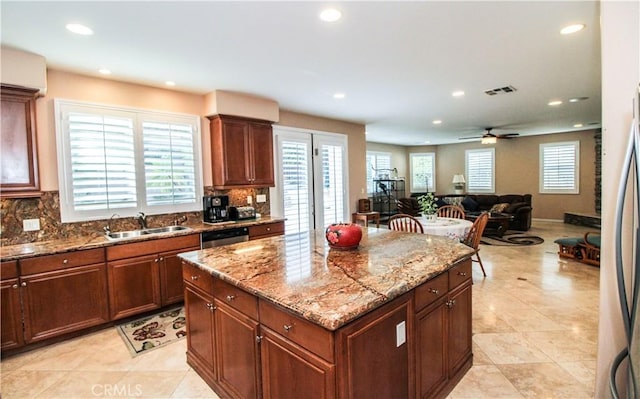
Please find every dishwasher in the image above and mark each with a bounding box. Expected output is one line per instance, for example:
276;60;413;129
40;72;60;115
200;226;249;248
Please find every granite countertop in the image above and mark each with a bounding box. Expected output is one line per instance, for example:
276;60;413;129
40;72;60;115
179;228;475;331
0;217;285;261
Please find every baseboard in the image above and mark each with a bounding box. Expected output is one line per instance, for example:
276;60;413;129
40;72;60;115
532;218;564;223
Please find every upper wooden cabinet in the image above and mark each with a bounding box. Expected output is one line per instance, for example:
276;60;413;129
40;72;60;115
1;85;40;198
208;115;274;189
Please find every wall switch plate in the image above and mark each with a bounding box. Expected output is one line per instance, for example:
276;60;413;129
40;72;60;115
23;218;40;231
256;194;266;203
396;321;406;347
247;195;253;204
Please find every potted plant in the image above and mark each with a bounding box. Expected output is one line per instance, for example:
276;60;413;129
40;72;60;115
417;193;438;221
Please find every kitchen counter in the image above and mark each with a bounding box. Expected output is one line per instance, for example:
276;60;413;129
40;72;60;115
0;217;285;261
179;227;474;330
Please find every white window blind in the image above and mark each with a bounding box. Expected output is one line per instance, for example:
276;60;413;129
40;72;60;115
322;144;345;225
410;152;435;192
55;100;202;222
465;148;495;193
539;141;579;194
281;140;311;233
366;151;391;194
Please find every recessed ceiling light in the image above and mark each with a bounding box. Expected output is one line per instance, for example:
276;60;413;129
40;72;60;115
452;91;465;97
333;92;345;99
165;81;176;86
98;68;111;75
424;141;431;144
548;100;563;106
561;24;585;35
66;23;94;35
319;8;342;22
569;96;589;103
574;123;584;128
432;120;442;125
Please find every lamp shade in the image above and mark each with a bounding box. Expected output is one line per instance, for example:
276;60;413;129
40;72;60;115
452;174;466;184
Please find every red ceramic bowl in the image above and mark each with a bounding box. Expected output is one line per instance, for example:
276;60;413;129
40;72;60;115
325;223;362;250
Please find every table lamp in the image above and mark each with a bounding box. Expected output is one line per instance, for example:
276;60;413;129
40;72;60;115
452;174;466;194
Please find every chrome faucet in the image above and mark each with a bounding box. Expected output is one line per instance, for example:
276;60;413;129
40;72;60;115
137;212;148;229
104;213;120;234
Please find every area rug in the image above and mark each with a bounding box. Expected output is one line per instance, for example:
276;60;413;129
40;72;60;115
117;307;186;357
481;232;544;246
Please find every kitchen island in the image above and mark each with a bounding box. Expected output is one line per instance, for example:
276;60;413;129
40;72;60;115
179;227;475;399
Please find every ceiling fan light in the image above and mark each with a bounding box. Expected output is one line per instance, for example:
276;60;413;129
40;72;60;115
481;136;497;144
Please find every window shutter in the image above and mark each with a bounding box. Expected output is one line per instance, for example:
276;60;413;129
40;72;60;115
68;112;137;210
410;153;435;192
322;144;345;225
466;149;494;192
142;120;197;205
366;151;391;194
540;142;579;193
281;140;311;233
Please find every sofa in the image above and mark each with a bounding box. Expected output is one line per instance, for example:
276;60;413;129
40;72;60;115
410;193;532;231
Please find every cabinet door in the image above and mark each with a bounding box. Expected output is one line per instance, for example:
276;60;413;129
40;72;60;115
261;326;335;399
215;300;261;399
21;264;109;343
415;299;448;399
1;278;24;350
447;282;472;377
160;247;198;306
0;85;40;197
249;122;274;186
221;119;251;186
108;255;161;320
185;284;217;384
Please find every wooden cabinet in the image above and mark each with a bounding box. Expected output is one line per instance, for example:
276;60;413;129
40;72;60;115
1;261;24;350
184;280;217;385
209;115;274;189
248;221;285;241
1;85;40;198
107;234;199;320
1;249;110;349
415;258;473;399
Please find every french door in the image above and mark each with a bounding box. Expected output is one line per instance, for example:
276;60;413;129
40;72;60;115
271;127;349;234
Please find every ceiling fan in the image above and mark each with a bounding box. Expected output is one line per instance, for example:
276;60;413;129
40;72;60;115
458;128;520;143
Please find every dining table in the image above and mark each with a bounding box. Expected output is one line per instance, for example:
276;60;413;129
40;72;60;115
418;216;473;240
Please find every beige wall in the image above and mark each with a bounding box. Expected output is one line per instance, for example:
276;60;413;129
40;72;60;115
369;128;598;220
276;110;367;213
36;69;209;190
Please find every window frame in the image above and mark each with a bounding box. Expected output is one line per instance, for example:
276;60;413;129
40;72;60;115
465;148;495;193
55;99;203;223
539;141;580;194
409;152;436;193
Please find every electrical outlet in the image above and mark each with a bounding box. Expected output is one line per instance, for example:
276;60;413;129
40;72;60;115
396;321;406;347
23;218;41;232
247;195;253;204
256;194;266;203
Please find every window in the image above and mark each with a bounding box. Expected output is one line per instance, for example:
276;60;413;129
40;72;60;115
409;152;435;192
465;148;495;193
539;141;580;194
366;151;391;194
55;99;202;222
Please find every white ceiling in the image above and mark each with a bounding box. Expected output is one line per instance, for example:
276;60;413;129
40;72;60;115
0;1;601;145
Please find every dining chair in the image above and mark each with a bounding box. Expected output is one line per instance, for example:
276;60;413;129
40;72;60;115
437;205;466;219
388;214;424;233
463;211;489;277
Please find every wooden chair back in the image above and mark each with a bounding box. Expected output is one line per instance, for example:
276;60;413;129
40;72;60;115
388;214;424;233
463;212;489;251
437;205;465;219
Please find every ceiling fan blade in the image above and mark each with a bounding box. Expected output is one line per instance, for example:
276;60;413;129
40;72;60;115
458;135;482;140
497;133;520;138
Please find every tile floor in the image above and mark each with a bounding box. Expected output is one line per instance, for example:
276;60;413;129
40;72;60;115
1;221;599;398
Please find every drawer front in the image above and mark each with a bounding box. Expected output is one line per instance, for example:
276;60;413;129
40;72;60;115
259;299;334;362
248;222;284;240
415;272;448;311
1;261;18;280
20;248;105;275
107;234;200;261
182;262;213;293
449;258;472;290
212;278;258;319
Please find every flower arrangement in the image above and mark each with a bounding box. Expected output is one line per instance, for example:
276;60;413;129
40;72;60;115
417;193;438;215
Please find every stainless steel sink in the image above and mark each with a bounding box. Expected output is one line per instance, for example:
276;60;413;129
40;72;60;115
105;225;191;241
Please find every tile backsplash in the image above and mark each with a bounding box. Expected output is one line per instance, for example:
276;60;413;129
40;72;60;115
0;187;270;246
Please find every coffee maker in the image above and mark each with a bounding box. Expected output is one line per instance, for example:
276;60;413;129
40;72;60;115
203;195;230;223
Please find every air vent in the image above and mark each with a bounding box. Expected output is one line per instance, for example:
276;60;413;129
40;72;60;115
484;85;517;96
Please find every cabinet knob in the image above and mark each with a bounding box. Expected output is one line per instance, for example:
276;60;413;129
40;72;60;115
256;335;263;343
266;227;271;231
226;295;236;302
206;303;216;312
191;275;199;281
429;288;439;295
458;272;467;277
62;259;68;264
20;282;27;287
159;256;164;261
446;299;456;308
12;284;18;289
154;258;159;263
283;324;293;333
